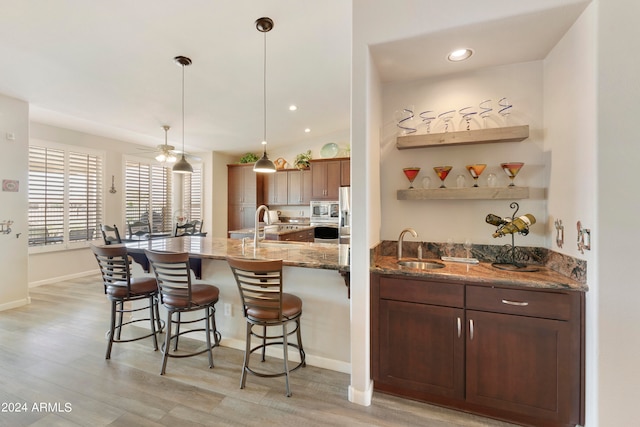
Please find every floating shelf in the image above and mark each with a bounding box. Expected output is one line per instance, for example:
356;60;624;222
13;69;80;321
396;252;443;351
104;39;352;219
397;186;529;200
396;125;529;150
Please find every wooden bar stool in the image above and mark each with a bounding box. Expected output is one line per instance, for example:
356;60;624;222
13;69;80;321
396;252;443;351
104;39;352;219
145;249;221;375
226;257;306;397
91;245;161;359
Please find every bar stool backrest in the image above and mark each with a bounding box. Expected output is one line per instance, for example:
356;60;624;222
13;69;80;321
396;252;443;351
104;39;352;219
227;258;284;322
145;250;193;308
100;224;122;245
91;245;132;295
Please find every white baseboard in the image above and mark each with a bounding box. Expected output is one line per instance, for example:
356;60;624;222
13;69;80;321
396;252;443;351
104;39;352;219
348;379;374;406
29;270;97;288
0;297;31;312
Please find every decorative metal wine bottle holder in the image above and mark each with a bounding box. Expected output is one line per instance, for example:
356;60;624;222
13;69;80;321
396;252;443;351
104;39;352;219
490;202;539;272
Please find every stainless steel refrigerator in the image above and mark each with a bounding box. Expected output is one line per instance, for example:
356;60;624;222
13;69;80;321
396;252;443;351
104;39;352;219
339;186;351;245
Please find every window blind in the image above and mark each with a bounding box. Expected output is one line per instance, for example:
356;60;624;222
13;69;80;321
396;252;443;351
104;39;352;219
28;145;103;247
125;161;172;236
183;167;202;222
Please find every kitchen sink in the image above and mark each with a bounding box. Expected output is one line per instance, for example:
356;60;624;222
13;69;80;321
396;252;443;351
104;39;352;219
397;260;445;270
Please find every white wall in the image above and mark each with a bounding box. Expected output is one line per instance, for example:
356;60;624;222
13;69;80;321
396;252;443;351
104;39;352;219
380;61;546;247
0;94;29;310
596;1;640;425
544;4;597;425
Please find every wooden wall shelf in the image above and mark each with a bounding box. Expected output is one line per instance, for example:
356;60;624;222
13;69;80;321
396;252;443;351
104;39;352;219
397;186;529;200
396;125;529;150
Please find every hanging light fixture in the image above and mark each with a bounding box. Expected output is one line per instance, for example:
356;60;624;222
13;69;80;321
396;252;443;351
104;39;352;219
253;17;277;173
172;55;194;174
156;125;177;163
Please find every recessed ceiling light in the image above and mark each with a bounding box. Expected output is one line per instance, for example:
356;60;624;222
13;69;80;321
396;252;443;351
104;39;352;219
304;128;311;133
289;105;298;111
448;48;473;62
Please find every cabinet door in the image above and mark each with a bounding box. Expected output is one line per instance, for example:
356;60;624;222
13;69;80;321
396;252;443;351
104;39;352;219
228;166;245;204
311;160;341;200
340;159;350;186
377;299;464;399
288;170;312;205
265;172;288;205
466;310;578;424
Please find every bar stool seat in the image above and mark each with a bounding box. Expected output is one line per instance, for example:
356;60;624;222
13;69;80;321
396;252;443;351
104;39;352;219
91;244;162;360
145;249;221;375
226;257;305;397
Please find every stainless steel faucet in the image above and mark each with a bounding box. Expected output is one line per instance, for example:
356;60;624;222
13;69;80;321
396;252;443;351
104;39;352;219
254;204;270;248
397;228;418;260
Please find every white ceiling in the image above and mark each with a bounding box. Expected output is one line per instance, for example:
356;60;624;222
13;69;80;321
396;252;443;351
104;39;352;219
0;1;589;155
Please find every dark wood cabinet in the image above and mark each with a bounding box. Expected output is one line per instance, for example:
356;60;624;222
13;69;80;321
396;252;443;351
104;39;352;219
227;164;264;231
340;159;350;186
371;274;585;427
311;159;341;200
373;276;464;399
287;169;312;205
264;171;289;205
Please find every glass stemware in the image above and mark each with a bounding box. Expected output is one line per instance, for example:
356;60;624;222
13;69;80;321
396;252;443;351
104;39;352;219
501;162;524;187
433;166;452;188
403;167;421;189
463;239;472;259
465;164;487;187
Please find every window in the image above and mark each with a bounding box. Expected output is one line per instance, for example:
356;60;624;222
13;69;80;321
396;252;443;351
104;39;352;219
182;166;202;222
125;161;173;237
28;143;103;248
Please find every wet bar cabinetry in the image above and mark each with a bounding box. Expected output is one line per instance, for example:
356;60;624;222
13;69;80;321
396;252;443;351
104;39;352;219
371;273;584;427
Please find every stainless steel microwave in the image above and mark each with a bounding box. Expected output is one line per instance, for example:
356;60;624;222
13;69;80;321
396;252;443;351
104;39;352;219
310;200;339;223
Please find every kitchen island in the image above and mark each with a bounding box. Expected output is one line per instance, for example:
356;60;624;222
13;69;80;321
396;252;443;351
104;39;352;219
124;236;351;373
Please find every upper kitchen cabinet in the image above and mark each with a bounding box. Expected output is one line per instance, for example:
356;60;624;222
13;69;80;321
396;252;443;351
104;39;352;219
264;170;289;205
310;158;350;200
341;159;350;186
288;169;312;205
227;164;264;231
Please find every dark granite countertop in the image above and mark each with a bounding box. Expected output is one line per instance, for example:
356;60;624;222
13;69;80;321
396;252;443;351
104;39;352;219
373;255;587;292
228;224;315;236
124;236;348;271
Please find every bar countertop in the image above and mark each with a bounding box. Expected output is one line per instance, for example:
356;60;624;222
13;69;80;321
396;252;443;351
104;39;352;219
373;255;587;292
124;236;349;271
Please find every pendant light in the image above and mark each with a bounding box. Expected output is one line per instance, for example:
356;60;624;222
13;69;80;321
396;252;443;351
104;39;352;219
253;17;277;173
172;55;194;174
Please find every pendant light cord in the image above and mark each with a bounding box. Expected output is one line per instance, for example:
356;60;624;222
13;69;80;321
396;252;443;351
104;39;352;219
182;62;186;154
263;30;267;146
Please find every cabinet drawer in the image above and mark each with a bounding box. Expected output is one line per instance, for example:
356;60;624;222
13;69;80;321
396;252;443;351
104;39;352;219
379;276;463;307
466;285;575;321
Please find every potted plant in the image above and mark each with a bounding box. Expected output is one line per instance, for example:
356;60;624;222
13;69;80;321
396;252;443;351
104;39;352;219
294;150;312;170
239;153;259;163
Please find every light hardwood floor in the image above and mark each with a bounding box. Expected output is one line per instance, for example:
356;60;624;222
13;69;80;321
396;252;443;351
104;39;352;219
0;275;516;426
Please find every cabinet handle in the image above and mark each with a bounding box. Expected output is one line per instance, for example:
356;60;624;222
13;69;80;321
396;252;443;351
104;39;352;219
457;317;461;338
501;299;529;307
469;319;474;341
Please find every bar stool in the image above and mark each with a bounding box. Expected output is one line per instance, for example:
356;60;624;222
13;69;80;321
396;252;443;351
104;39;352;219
226;257;306;397
145;249;221;375
91;245;161;359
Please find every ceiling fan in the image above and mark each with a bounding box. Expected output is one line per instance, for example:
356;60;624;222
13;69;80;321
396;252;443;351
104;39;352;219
134;125;201;163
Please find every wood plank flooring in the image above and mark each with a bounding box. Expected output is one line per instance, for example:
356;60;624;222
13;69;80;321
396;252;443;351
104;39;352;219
0;275;516;426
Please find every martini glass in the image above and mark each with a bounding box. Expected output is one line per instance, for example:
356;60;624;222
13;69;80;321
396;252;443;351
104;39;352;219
433;166;452;188
501;162;524;186
403;167;421;189
465;164;487;187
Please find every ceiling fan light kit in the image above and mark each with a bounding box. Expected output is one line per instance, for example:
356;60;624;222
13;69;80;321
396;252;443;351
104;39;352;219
253;17;277;174
156;125;177;163
172;55;194;174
